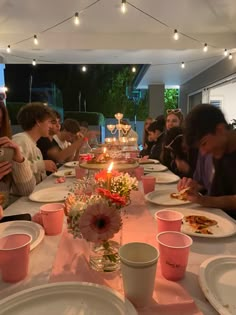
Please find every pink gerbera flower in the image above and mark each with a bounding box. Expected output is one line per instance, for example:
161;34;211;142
79;201;122;242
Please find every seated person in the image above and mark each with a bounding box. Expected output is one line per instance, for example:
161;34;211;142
140;117;154;157
120;119;138;144
37;114;85;165
79;120;99;148
53;118;80;150
161;127;197;177
147;118;165;161
13;102;57;184
166;109;184;130
177;153;213;195
183;103;236;219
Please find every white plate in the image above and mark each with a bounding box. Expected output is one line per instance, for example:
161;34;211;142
199;255;236;315
145;190;191;206
64;161;79;168
144;164;167;172
179;208;236;238
29;187;70;203
53;169;76;177
146;172;180;184
139;159;160;164
0;282;137;315
0;221;44;250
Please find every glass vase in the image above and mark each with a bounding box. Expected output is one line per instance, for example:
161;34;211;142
89;239;120;272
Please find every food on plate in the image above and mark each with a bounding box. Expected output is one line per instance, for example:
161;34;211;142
184;215;218;234
170;187;190;201
64;171;73;176
87;152;136;164
87;152;112;164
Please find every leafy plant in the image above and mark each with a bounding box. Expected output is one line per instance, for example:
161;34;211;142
164;89;179;112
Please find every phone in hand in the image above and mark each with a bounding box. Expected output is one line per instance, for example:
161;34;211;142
0;147;14;162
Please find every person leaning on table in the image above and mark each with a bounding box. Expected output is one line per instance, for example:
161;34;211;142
13;102;57;184
180;103;236;219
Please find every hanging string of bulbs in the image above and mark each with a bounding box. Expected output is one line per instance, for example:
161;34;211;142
3;0;234;68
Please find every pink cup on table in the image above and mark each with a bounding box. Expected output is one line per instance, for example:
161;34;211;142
155;209;184;233
0;233;32;283
40;203;65;236
134;166;144;180
156;231;193;281
75;166;86;179
141;175;156;194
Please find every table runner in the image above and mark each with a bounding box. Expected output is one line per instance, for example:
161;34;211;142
50;191;202;315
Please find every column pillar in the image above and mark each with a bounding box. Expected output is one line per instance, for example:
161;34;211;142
148;84;165;118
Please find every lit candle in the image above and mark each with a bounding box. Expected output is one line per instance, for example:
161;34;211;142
107;162;113;190
103;147;107;154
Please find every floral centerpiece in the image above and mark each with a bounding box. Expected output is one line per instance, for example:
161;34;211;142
64;169;138;272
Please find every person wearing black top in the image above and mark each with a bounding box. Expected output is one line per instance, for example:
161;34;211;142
147;119;165;161
183;103;236;219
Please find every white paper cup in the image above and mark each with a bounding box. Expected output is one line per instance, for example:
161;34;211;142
119;242;159;308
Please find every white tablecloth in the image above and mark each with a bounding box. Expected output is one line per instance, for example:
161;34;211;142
1;168;236;315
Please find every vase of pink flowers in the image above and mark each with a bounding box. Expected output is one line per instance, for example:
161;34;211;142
64;169;138;272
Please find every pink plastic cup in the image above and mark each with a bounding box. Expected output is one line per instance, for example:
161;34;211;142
141;176;156;194
75;166;86;179
0;233;32;282
156;231;193;281
40;203;65;236
155;209;184;233
134;166;144;180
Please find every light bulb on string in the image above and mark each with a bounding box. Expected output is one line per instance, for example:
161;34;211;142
81;65;87;72
224;49;228;56
173;29;179;40
33;35;38;45
229;53;233;60
121;0;127;14
6;45;11;53
181;62;185;69
74;12;80;25
32;59;37;66
131;66;136;73
203;43;208;52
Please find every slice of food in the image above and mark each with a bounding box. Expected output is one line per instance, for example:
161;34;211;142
184;215;218;234
170;187;190;201
64;171;73;176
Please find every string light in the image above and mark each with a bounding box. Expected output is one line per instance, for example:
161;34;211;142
131;66;136;73
121;0;127;14
33;35;38;45
81;65;87;72
74;12;80;25
224;49;228;56
181;62;185;69
173;29;179;40
2;0;234;68
203;43;208;52
32;59;37;66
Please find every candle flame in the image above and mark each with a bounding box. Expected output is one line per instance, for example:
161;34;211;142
103;147;107;154
107;162;113;172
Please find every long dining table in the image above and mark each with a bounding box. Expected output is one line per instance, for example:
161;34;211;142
0;165;236;315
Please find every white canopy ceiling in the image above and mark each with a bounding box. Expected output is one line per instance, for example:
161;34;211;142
0;0;236;88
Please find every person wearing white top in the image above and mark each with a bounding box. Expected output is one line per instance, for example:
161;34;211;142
13;102;57;184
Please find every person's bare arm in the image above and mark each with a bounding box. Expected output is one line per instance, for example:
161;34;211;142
187;192;236;210
47;139;83;163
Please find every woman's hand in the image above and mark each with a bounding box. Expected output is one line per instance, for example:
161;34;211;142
44;160;57;173
0;137;24;163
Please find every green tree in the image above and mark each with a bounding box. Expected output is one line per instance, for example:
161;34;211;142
164;89;179;112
